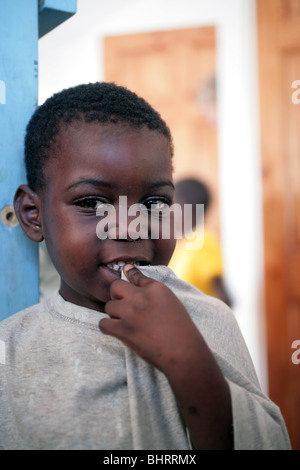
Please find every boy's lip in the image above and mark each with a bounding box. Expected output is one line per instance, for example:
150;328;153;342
99;256;151;276
101;255;151;266
99;256;150;282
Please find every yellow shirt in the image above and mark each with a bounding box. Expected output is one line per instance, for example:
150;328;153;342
169;229;223;298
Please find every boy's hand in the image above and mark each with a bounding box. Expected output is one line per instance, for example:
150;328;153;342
100;264;233;450
100;264;201;373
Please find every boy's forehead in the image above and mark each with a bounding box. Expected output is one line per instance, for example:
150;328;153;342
56;120;171;154
43;121;173;187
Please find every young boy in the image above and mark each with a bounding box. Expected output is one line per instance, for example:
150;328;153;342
0;83;291;450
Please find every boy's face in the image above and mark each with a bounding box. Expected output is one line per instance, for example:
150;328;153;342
38;122;175;311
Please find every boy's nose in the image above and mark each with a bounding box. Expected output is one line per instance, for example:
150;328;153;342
96;201;149;241
114;204;149;241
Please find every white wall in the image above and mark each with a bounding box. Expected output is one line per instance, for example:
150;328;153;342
39;0;267;391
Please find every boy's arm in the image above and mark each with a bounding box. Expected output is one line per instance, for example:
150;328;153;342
161;323;233;449
100;265;233;450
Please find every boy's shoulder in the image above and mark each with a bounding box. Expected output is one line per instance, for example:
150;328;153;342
0;299;48;339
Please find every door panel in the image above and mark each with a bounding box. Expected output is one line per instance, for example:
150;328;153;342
104;27;220;233
257;0;300;449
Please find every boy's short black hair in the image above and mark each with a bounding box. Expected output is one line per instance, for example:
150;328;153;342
25;82;173;191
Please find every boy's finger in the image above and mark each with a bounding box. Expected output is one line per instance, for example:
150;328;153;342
110;278;136;300
105;298;125;318
99;317;122;337
123;264;153;287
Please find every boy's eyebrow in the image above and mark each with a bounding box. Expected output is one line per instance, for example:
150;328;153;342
65;178;113;191
148;180;175;190
66;178;175;191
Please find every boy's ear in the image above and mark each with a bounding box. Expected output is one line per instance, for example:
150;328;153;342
14;184;44;242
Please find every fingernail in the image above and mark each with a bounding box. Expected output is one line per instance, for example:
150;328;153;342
123;263;135;273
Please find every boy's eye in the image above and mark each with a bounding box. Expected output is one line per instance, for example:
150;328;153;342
73;197;109;211
142;197;171;217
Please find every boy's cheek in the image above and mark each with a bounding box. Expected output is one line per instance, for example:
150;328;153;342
157;238;176;265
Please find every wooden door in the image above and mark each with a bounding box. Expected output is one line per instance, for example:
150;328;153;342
257;0;300;449
104;27;220;233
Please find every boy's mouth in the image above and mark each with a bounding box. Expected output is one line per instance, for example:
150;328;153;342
105;260;150;273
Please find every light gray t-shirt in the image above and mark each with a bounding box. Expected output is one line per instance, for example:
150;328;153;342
0;266;291;450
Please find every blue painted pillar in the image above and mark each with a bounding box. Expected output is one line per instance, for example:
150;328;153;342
0;0;76;320
0;0;39;320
